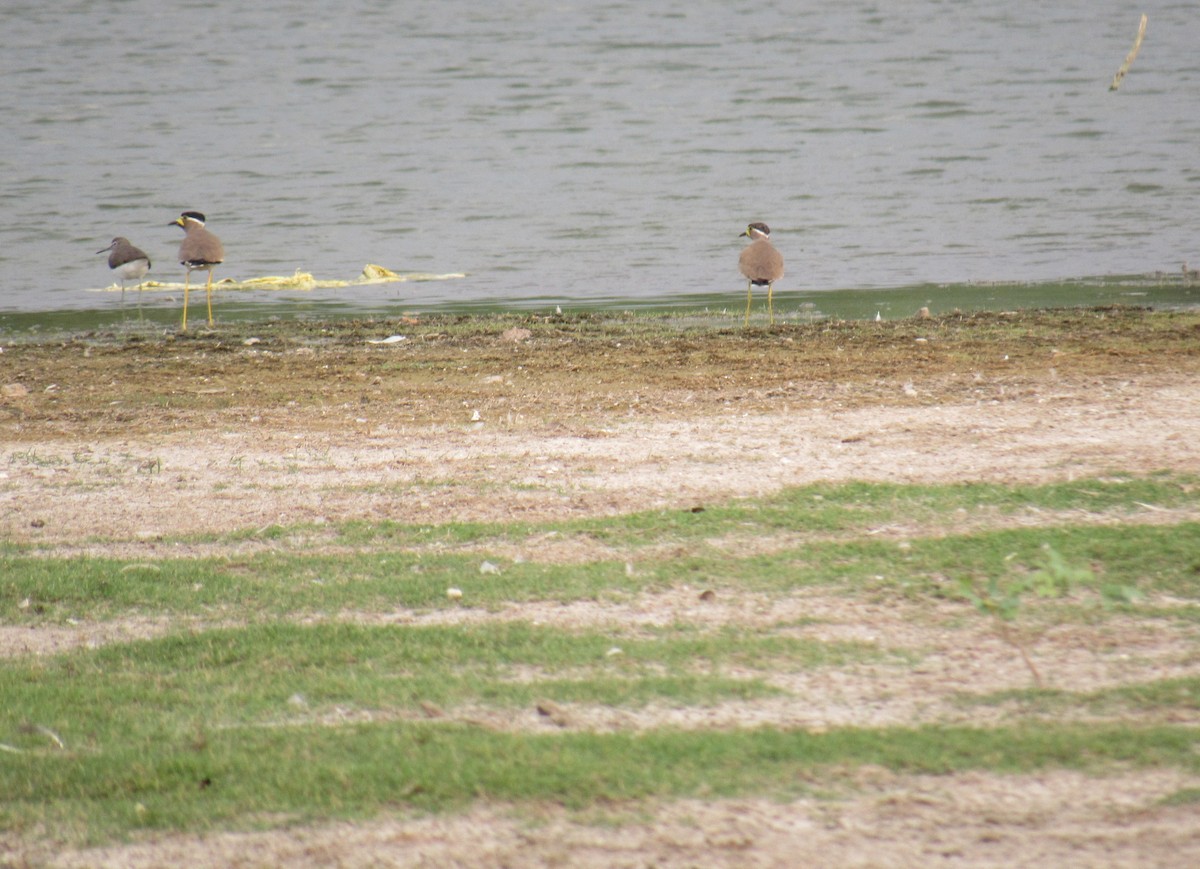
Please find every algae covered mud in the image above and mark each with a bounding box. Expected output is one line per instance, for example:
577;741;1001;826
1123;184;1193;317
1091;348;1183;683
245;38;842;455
3;274;1199;338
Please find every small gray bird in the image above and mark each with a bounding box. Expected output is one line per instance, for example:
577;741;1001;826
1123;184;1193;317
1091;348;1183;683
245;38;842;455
170;211;224;330
96;237;151;303
738;222;785;326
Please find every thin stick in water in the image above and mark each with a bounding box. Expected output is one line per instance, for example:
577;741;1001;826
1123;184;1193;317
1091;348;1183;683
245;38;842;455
1109;14;1148;91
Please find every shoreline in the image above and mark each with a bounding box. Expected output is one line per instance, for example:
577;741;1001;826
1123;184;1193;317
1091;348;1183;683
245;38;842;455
2;274;1199;337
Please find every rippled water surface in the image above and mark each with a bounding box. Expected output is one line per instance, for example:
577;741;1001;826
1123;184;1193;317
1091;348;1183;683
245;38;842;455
1;0;1198;323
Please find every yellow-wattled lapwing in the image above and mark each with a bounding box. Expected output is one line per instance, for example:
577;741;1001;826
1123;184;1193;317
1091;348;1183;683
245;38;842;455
170;211;224;330
738;222;784;326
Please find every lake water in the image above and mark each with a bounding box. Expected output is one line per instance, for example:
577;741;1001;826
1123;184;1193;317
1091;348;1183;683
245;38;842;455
2;0;1198;328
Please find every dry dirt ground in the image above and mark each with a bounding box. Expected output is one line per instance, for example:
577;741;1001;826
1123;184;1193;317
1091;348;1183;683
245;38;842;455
2;308;1199;867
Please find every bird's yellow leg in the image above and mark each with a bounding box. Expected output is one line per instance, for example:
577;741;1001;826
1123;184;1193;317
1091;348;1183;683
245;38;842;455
206;270;214;326
181;272;190;331
768;283;774;326
744;281;753;326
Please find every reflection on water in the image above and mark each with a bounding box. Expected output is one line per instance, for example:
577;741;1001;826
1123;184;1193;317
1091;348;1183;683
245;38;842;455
1;1;1197;322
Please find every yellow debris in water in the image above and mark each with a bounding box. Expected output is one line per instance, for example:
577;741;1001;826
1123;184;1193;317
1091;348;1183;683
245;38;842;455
89;266;465;294
361;264;399;280
239;270;317;290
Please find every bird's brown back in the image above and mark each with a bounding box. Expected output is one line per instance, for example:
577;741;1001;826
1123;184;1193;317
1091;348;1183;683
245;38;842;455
180;225;224;267
108;238;150;270
739;239;784;284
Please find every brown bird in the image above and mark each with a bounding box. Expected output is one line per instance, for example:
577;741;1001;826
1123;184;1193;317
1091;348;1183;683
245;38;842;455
738;222;784;326
96;237;151;304
170;211;224;330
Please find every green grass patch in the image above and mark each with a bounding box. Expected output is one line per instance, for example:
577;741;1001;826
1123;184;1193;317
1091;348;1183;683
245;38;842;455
1160;787;1200;807
1;621;877;715
2;720;1196;845
1;622;886;749
326;475;1200;552
735;521;1200;599
3;480;1198;622
0;620;899;842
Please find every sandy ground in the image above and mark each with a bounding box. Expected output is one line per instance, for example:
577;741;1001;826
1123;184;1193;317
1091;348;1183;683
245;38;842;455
5;375;1196;548
2;310;1199;866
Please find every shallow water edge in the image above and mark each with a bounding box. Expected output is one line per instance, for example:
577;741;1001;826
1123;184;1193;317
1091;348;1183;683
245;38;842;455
1;274;1197;339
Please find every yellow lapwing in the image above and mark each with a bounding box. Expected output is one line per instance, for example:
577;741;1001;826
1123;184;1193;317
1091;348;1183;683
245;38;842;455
170;211;224;330
738;222;784;326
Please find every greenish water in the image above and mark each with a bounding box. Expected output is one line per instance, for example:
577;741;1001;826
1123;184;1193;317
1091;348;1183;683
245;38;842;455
1;277;1195;339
